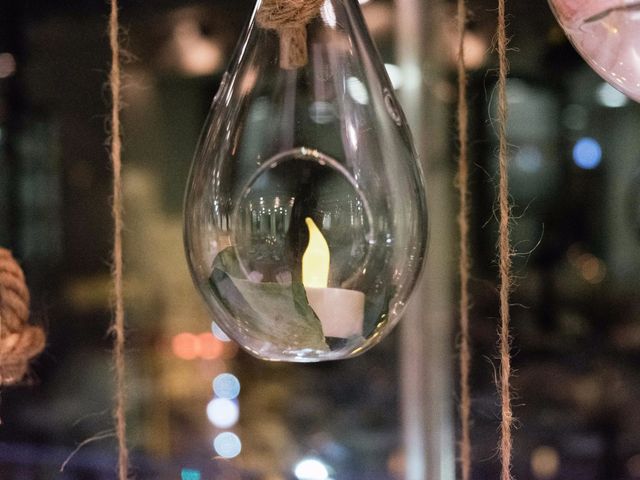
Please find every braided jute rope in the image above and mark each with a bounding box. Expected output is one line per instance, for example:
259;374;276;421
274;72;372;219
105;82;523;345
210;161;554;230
256;0;325;69
0;248;45;385
109;0;129;478
455;0;472;478
496;0;514;478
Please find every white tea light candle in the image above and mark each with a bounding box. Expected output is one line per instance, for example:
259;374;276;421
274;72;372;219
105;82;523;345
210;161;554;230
302;218;365;338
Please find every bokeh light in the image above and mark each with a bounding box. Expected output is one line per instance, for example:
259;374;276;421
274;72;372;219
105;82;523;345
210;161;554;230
294;458;331;480
596;82;629;108
172;333;199;360
572;137;602;170
0;53;16;79
211;322;231;342
213;432;242;458
207;398;239;428
213;373;241;399
198;332;224;360
172;332;225;360
531;445;560;479
180;468;201;480
514;145;543;174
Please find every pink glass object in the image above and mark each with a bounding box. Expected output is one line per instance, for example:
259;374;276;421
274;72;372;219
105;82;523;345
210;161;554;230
549;0;640;102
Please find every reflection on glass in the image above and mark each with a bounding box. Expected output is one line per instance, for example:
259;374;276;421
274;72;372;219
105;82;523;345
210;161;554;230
549;0;640;101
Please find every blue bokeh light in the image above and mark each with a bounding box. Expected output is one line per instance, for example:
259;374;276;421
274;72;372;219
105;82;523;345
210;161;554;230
214;432;242;458
181;468;201;480
211;322;231;342
213;373;241;399
572;137;602;170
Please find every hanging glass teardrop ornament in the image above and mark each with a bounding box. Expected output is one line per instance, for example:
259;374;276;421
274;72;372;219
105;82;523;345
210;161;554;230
184;0;428;362
548;0;640;102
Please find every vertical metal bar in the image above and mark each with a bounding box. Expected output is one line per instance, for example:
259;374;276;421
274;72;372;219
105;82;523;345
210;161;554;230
395;0;456;479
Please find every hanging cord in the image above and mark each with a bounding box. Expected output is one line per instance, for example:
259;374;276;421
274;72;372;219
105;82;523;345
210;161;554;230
496;0;513;479
455;0;472;479
0;248;45;387
256;0;325;69
108;0;129;478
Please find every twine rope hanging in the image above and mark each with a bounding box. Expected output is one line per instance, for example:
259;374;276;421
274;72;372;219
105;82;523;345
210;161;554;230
455;0;472;478
496;0;514;478
256;0;325;69
108;0;129;478
0;248;45;386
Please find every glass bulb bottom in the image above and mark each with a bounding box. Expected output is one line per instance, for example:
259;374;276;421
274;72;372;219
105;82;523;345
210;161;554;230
200;147;399;361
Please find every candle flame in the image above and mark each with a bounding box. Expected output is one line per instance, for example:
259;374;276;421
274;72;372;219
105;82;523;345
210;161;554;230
302;217;330;288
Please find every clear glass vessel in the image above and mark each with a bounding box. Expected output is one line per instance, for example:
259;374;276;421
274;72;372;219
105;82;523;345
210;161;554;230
549;0;640;102
184;0;427;362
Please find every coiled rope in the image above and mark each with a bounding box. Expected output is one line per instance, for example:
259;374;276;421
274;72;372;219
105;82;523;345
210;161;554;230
0;248;45;386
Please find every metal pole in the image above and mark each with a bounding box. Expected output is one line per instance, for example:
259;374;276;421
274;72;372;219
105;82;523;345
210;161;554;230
396;0;456;479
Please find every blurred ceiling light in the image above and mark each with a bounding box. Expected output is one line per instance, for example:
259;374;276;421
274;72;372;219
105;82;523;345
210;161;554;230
168;19;222;76
0;52;16;79
206;398;239;428
359;0;371;4
461;32;488;70
530;446;560;479
213;432;242;458
294;458;332;480
575;253;607;284
596;82;629;108
445;28;488;70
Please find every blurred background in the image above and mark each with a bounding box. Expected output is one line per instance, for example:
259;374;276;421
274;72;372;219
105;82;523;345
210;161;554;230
1;0;640;479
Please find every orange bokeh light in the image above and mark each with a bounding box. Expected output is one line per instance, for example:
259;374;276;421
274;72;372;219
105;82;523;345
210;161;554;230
172;332;199;360
171;332;226;360
198;332;224;360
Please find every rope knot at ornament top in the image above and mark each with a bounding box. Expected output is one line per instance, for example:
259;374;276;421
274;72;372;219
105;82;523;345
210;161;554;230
0;248;45;385
256;0;325;69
